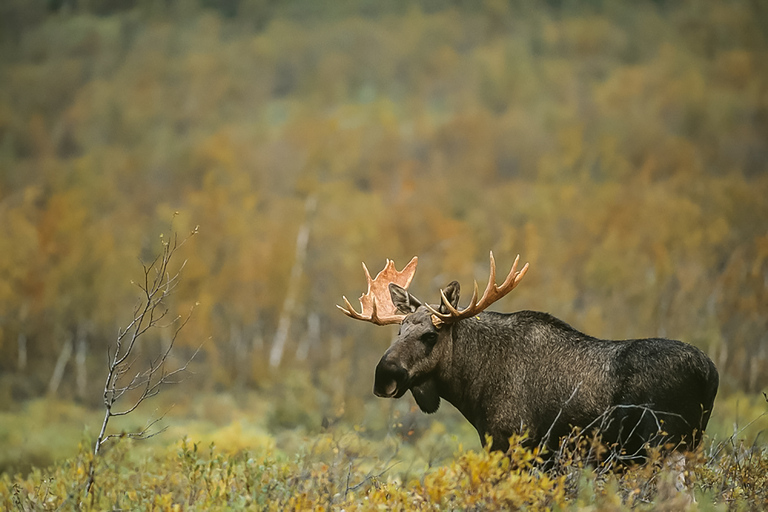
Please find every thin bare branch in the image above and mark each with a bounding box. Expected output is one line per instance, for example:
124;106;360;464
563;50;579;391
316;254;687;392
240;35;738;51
103;417;168;443
84;227;199;500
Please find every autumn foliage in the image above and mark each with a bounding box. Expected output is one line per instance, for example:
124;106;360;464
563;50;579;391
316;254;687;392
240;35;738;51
0;0;767;508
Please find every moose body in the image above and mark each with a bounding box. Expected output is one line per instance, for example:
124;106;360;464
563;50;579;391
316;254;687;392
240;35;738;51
377;307;719;457
339;254;719;461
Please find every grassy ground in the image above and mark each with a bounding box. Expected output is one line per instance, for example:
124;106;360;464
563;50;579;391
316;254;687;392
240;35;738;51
1;390;767;510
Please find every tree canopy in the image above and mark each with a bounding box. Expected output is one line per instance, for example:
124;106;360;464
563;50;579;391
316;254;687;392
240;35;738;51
0;0;766;408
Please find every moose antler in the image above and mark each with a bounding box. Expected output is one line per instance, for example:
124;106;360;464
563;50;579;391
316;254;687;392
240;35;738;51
426;252;529;324
337;256;418;325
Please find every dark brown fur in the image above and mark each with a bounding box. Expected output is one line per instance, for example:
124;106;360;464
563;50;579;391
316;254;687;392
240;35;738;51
374;281;719;460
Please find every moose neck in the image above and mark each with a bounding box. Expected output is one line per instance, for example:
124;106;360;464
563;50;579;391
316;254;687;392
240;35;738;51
432;315;509;428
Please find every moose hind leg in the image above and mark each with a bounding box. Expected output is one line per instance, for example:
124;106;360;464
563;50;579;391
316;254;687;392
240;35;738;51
602;405;668;464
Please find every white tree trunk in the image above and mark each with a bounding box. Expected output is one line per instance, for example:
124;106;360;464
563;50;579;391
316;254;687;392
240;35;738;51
295;312;320;361
75;325;88;400
48;337;73;396
269;195;316;368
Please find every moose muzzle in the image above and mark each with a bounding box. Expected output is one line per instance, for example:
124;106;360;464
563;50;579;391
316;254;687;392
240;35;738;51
373;357;409;398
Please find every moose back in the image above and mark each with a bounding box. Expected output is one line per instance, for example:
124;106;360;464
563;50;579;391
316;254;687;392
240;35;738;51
338;254;719;461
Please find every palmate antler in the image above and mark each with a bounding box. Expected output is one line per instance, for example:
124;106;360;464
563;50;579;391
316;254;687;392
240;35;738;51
337;257;418;325
425;252;529;324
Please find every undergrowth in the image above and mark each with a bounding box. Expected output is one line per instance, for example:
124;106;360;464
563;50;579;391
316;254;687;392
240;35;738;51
2;391;767;510
3;428;767;511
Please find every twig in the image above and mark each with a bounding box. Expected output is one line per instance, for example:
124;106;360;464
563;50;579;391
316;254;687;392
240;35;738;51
83;226;199;499
346;461;401;495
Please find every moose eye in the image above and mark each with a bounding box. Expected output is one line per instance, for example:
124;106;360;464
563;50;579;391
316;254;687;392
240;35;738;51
421;332;438;345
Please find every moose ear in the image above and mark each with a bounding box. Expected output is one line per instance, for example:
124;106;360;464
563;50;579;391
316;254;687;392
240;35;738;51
439;281;461;315
411;379;441;414
389;283;422;314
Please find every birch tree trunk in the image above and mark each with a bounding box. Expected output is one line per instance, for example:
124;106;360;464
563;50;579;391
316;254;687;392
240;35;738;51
75;325;88;400
295;312;320;361
269;195;316;368
48;336;73;396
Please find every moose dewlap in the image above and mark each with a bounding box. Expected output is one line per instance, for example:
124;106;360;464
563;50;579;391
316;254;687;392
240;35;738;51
338;253;719;461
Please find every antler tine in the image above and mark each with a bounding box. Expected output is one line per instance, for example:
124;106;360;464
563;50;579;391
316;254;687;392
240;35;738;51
499;254;521;289
423;302;442;318
455;251;501;317
437;278;480;317
482;251;498;304
369;293;380;323
428;252;529;323
470;280;479;309
505;254;529;290
439;288;462;316
337;296;364;319
476;252;525;307
337;256;419;326
513;258;530;288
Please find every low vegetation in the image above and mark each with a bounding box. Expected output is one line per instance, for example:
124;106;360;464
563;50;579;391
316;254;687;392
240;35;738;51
1;391;766;510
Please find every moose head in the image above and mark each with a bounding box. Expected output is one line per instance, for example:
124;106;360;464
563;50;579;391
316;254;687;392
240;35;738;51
338;253;528;413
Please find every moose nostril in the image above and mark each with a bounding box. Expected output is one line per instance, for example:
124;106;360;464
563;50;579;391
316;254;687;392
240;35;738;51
380;359;402;374
376;359;406;380
374;358;408;397
382;381;397;396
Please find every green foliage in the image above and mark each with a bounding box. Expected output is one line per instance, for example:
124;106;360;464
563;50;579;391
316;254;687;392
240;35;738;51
0;399;101;475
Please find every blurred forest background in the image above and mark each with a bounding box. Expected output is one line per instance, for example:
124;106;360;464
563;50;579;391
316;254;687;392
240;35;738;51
0;0;767;474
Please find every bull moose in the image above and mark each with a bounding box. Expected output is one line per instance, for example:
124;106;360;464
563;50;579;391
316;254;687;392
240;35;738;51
338;253;719;462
